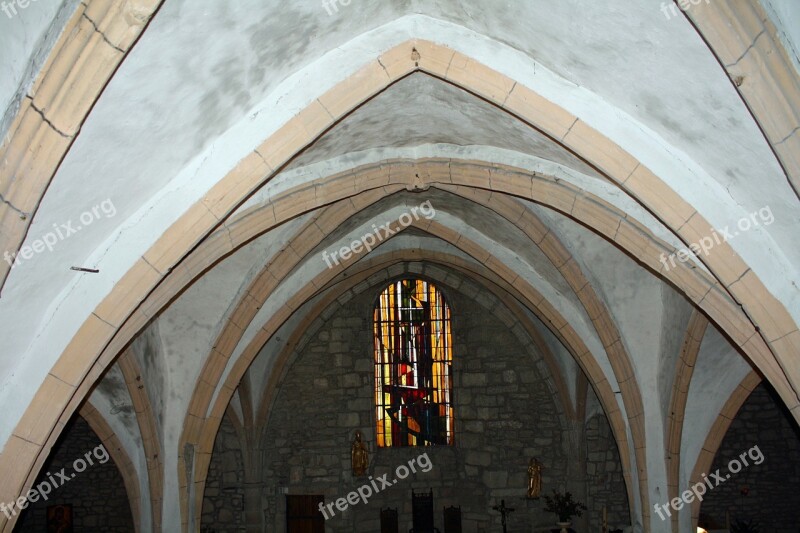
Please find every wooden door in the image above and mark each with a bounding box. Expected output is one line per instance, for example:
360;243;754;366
286;495;325;533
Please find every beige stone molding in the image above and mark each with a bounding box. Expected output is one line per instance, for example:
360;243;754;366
665;310;709;532
118;349;163;533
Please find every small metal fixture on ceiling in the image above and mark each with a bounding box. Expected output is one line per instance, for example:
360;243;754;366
71;266;99;273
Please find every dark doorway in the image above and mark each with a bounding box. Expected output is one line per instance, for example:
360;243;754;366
286;495;325;533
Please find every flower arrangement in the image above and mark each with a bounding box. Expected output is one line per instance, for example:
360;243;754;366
542;489;588;522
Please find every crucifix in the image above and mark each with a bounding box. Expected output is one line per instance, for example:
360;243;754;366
491;499;515;533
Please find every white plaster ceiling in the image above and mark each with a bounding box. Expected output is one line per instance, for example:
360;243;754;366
288;72;603;179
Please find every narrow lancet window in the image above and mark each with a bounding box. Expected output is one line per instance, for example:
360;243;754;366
374;279;454;447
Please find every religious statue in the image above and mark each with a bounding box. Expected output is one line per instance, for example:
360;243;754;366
527;458;542;499
351;430;369;476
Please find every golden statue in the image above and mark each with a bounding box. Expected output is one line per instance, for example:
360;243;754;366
351;430;369;476
527;458;542;499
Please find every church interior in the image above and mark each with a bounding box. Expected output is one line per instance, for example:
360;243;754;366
0;1;799;532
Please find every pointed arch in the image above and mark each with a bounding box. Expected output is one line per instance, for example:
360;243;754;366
182;218;640;530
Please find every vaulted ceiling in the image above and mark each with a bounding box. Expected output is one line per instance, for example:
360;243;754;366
0;1;798;532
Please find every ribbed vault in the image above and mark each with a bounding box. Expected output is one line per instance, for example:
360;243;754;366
0;3;797;532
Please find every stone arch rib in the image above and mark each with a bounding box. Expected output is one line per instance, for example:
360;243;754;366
665;310;709;532
118;348;164;533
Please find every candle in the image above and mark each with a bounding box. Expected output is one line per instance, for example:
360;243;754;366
726;510;730;530
603;506;607;529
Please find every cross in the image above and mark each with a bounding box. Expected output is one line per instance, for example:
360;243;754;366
491;499;515;533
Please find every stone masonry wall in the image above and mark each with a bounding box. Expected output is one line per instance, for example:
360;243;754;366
13;416;134;532
699;384;800;532
585;414;630;529
260;281;572;532
200;413;247;532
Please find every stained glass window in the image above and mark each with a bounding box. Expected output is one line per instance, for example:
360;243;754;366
374;279;454;447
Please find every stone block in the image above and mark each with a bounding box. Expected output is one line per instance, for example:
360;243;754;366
463;421;484;433
337;413;360;427
463;373;488;386
482;470;508;488
334;354;353;367
347;398;372;411
477;407;500;420
465;451;492;467
339;374;361;388
354;358;372;372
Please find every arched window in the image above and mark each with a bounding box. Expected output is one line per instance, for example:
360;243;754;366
373;279;454;447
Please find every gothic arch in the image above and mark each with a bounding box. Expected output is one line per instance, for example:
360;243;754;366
181;230;640;530
176;187;651;526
